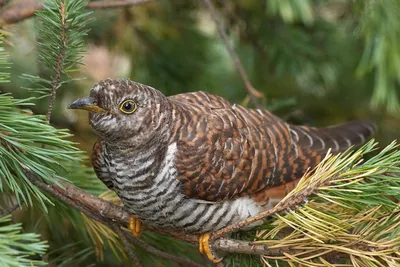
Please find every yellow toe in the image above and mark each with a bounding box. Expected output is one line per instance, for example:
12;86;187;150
129;216;142;237
199;233;222;263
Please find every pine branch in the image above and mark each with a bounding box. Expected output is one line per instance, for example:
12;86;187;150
0;0;153;27
24;169;204;265
20;164;235;246
45;1;66;123
0;94;82;208
26;0;93;122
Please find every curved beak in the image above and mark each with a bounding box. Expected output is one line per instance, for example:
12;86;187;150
67;97;107;113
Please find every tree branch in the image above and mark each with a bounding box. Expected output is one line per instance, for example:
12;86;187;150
0;0;153;27
24;170;204;265
46;1;66;123
212;239;291;256
202;0;265;108
23;167;306;262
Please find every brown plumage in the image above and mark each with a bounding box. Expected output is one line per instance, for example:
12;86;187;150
68;78;376;235
170;91;375;204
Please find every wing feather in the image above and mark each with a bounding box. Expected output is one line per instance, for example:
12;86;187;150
170;91;376;202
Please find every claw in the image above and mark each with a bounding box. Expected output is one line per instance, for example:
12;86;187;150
129;216;142;237
199;233;223;263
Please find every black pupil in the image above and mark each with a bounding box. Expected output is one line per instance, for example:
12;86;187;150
123;101;132;111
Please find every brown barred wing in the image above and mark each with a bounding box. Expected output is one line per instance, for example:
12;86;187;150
171;92;376;203
174;97;296;202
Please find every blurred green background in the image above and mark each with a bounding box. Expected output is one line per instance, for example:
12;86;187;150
1;0;400;266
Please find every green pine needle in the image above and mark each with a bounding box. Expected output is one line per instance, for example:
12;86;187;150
0;94;82;209
0;215;48;267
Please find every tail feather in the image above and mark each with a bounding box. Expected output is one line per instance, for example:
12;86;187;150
262;120;376;201
289;120;377;154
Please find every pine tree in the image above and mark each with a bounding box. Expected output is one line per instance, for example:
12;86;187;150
0;0;399;266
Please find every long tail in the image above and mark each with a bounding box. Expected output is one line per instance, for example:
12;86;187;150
289;120;377;154
257;120;377;207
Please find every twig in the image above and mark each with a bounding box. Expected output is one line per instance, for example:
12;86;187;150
202;0;264;108
46;2;66;123
0;0;153;27
112;224;142;267
212;239;291;256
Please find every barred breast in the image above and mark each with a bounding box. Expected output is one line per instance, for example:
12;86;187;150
99;141;262;233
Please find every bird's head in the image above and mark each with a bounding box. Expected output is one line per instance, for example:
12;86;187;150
68;79;171;144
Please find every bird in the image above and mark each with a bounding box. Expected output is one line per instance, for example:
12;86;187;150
68;78;376;263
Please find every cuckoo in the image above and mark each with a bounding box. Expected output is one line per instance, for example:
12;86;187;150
68;78;376;263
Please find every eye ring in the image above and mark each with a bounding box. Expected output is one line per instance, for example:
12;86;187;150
119;99;137;114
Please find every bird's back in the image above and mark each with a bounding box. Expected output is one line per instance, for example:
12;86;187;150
168;91;376;203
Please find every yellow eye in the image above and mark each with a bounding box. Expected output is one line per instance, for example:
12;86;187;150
119;99;137;114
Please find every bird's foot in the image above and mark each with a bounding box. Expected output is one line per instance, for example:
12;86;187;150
129;216;142;237
199;233;222;263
